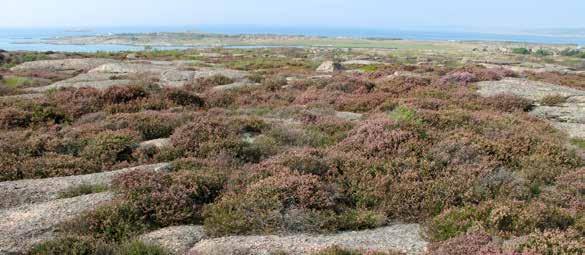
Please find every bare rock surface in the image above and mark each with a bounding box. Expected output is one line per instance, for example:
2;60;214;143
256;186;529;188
480;63;583;76
316;61;343;73
10;58;119;72
160;68;248;87
476;78;585;101
139;138;172;149
189;224;427;255
140;226;205;255
0;192;114;254
476;78;585;138
27;73;134;92
335;111;364;121
89;62;175;74
0;163;170;209
211;82;262;91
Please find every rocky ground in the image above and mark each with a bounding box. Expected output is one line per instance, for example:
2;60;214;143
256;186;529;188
188;224;426;255
0;192;114;254
476;77;585;139
1;47;584;255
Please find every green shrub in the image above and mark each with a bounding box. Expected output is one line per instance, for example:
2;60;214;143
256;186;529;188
106;112;186;140
571;139;585;150
540;94;567;106
58;184;109;199
512;48;531;55
28;236;112;255
518;229;585;255
113;170;226;227
29;237;169;255
63;202;148;241
164;89;204;107
203;170;340;237
16;154;102;180
170;117;244;158
101;85;148;104
81;129;140;166
116;240;169;255
428;206;482;241
0;107;32;129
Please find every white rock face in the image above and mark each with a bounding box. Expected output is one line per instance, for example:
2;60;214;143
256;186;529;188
188;224;427;255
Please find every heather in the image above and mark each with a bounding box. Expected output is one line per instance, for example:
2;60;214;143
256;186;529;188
1;49;583;254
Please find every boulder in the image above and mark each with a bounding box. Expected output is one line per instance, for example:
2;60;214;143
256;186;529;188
139;138;172;150
316;61;343;73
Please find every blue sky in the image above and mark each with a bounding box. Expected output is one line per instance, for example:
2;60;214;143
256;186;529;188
1;0;583;30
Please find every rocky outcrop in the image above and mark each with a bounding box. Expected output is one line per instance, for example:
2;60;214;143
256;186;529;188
476;78;585;139
0;192;114;254
480;63;584;76
26;72;134;92
140;226;205;255
316;61;343;73
89;62;174;74
0;163;170;209
10;58;119;72
160;68;248;87
188;224;427;255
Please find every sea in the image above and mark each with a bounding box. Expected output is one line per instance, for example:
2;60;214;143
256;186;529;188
1;26;584;53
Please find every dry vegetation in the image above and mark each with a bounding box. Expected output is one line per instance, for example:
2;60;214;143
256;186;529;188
0;48;584;255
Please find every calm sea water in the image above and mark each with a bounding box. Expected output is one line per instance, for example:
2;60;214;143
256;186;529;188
1;26;584;53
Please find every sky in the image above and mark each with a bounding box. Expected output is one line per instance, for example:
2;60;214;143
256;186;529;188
1;0;584;31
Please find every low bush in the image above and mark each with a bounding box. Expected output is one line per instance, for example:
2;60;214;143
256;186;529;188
81;129;140;166
101;85;148;105
203;170;342;236
63;202;149;241
170;117;244;158
113;170;226;227
105;112;187;140
0;107;32;129
46;88;103;119
58;184;109;199
29;237;169;255
436;71;478;86
14;154;102;180
428;206;482;241
164;88;204;107
518;229;585;255
540;94;567;106
484;94;533;112
28;236;111;255
428;231;501;255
